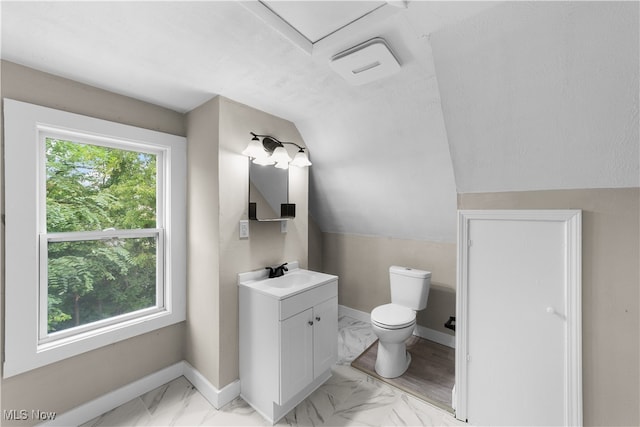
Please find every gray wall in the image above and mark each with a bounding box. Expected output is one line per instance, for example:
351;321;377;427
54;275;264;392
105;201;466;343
322;233;456;336
308;215;324;273
186;96;309;389
185;96;222;388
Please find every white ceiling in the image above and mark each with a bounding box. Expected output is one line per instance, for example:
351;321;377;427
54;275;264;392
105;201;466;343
3;1;636;243
2;0;498;242
261;0;386;43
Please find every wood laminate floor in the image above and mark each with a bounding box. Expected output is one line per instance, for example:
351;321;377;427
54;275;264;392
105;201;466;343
351;336;455;413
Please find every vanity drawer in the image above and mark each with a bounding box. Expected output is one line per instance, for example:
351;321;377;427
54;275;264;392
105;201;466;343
279;280;337;320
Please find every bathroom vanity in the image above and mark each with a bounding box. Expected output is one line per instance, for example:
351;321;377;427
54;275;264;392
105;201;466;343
238;262;338;424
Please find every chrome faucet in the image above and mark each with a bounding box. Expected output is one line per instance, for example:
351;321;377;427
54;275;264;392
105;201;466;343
266;262;288;278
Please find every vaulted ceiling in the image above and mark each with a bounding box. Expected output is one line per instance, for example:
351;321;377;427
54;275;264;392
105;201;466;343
2;1;637;243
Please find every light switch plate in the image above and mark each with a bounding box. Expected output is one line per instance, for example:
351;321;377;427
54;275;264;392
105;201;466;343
280;220;288;234
239;220;249;239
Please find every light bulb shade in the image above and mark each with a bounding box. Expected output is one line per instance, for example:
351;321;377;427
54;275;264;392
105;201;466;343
252;156;275;166
271;146;291;164
242;138;267;159
290;150;312;167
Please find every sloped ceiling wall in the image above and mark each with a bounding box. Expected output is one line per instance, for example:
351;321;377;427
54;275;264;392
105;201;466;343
2;2;636;245
1;1;501;244
430;1;639;193
299;37;459;242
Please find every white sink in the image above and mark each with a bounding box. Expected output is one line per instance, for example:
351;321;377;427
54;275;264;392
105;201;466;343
238;261;338;299
266;271;313;288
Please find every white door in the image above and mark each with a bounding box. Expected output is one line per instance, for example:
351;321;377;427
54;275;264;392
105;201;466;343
313;297;338;378
280;308;314;404
456;210;582;426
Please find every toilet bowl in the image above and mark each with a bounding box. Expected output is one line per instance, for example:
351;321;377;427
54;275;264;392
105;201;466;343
371;304;416;378
371;266;431;378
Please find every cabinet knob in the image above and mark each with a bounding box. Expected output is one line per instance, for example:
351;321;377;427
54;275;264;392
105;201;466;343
308;320;314;326
315;316;321;322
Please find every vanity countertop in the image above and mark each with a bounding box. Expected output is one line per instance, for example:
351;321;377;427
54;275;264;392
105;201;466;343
238;261;338;300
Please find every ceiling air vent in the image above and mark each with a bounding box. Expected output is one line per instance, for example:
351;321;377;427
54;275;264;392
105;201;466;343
329;38;400;85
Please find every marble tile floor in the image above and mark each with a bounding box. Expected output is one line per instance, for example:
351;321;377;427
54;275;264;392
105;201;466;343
82;316;464;427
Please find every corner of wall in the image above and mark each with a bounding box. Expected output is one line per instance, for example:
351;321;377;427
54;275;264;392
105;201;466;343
185;95;222;387
185;96;310;390
308;214;323;272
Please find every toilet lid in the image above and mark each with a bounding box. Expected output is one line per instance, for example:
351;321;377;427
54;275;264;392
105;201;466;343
371;304;416;329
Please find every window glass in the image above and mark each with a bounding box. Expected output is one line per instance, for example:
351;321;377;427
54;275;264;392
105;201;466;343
46;138;157;232
44;138;160;336
47;237;157;333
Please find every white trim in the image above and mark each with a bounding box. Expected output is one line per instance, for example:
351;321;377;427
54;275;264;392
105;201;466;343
239;1;313;54
38;361;242;426
45;228;162;242
338;305;455;349
39;362;184;427
238;1;403;58
338;304;370;323
39;307;167;348
455;209;582;425
182;361;240;410
414;324;456;349
455;211;470;422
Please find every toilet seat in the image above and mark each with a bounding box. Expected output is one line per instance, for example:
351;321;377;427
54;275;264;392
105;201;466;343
371;304;416;330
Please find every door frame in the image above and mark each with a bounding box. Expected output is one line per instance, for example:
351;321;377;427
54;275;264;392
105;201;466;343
455;210;582;425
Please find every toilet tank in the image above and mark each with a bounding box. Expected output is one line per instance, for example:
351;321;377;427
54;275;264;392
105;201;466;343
389;266;432;310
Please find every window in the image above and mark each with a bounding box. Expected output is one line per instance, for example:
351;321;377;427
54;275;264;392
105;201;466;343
42;136;163;342
4;99;186;377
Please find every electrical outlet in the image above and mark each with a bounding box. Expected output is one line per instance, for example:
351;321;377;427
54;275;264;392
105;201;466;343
280;220;288;234
239;220;249;239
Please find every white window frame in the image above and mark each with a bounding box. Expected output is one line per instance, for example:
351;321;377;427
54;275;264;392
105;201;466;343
38;130;166;346
4;99;187;377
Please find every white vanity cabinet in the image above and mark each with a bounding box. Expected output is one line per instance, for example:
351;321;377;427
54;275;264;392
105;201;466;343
280;293;337;403
238;264;338;424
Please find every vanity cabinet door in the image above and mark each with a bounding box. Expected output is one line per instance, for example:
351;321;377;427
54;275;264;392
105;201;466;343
313;297;338;378
280;308;314;404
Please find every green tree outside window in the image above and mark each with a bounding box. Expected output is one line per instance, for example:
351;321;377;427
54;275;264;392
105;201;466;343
46;139;158;332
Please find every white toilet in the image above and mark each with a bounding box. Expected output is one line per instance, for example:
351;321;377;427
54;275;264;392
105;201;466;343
370;266;431;378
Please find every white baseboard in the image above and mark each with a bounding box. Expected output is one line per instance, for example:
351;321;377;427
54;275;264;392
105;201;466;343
414;324;456;349
339;304;370;323
42;362;184;427
182;361;240;409
41;361;241;427
339;304;455;349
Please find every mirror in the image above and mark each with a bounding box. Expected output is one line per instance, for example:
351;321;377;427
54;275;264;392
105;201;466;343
248;160;295;220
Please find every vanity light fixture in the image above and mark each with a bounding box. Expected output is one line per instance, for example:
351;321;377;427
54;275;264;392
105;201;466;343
242;132;312;168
